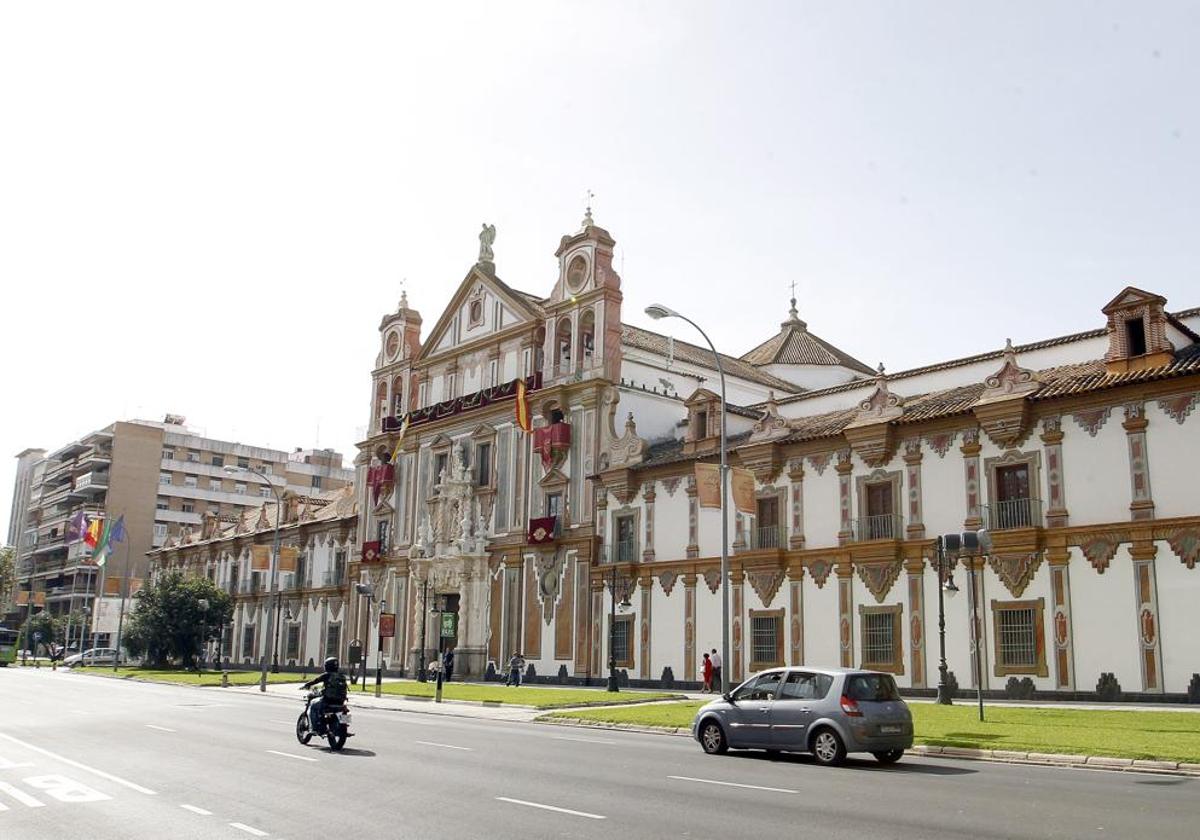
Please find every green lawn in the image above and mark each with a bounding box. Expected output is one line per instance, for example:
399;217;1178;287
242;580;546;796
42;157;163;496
74;667;306;686
350;679;681;710
545;701;1200;764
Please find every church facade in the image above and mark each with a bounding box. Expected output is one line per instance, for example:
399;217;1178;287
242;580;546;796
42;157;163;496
351;213;1200;700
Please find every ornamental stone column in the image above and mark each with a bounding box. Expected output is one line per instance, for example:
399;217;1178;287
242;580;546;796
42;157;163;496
960;428;983;530
1046;544;1074;690
1040;416;1069;528
836;450;854;545
1123;402;1155;521
903;439;925;540
1130;538;1164;693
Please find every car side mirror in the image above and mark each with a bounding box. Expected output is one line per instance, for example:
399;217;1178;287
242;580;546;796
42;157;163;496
722;692;735;704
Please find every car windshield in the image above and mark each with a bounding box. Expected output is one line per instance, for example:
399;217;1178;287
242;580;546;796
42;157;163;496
845;674;900;701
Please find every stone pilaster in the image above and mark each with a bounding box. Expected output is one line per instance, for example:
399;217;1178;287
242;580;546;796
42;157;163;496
1040;416;1069;528
1123;402;1155;521
642;481;656;561
1047;545;1074;690
905;556;926;687
787;567;804;665
787;459;806;549
1131;540;1164;692
590;581;603;680
639;574;653;680
836;450;853;545
685;477;699;559
683;573;697;682
960;428;983;530
837;560;854;668
731;570;745;681
903;440;925;540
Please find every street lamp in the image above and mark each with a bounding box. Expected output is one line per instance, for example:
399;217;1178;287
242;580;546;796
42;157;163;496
197;598;209;672
375;598;386;698
224;465;283;692
416;577;429;682
646;303;731;695
606;558;632;692
355;582;375;693
936;530;991;720
933;536;960;705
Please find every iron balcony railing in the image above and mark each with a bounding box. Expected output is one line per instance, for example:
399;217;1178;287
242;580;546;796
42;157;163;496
851;513;903;542
606;539;639;564
982;498;1043;530
751;525;787;550
323;569;346;587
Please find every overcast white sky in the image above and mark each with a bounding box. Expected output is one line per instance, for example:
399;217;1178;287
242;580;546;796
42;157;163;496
2;1;1197;542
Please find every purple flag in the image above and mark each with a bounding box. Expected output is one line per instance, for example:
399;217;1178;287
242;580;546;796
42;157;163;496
66;510;89;544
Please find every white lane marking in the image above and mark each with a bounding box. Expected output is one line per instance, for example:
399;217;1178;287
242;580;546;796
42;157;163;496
144;725;176;733
415;740;473;752
24;775;110;803
495;796;605;820
551;735;617;745
667;775;798;794
0;780;45;807
230;822;269;837
0;732;156;795
180;803;213;815
268;720;295;726
0;756;35;770
266;750;318;763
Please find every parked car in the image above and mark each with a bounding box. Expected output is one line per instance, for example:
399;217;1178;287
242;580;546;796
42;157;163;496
692;666;913;766
64;648;121;667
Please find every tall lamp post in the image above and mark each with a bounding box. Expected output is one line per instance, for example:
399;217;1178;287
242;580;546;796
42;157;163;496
646;303;731;695
936;530;990;719
416;577;429;682
606;557;632;692
354;582;375;692
934;535;960;704
225;465;283;692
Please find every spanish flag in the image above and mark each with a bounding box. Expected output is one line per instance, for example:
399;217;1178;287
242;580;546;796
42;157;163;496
390;413;410;463
515;378;532;433
84;516;103;548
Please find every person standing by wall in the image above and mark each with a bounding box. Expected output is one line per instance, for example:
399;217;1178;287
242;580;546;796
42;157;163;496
710;648;722;691
442;647;455;683
702;652;713;693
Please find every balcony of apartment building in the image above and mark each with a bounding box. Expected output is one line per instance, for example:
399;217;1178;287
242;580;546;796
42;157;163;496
72;444;113;472
154;508;203;526
981;498;1044;531
159;480;281;508
160;456;287;486
68;471;110;499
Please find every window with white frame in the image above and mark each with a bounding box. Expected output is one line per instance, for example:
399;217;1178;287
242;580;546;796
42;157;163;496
235;483;247;495
325;623;341;660
184;476;198;488
259;487;272;498
418;382;428;408
182;503;195;513
241;625;256;660
156;498;169;511
187;451;200;463
488;359;498;387
209;479;222;492
159;472;172;485
161;448;174;461
285;624;301;661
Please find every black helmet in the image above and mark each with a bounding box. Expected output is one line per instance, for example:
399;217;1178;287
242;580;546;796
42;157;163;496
324;657;338;673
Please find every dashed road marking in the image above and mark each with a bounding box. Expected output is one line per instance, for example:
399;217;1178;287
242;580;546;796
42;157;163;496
144;725;176;733
230;822;269;836
667;775;798;794
0;733;156;795
551;735;617;745
180;803;212;815
0;781;45;808
415;741;473;751
495;796;605;820
266;750;318;763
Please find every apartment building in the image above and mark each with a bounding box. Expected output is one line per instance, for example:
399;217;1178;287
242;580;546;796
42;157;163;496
10;415;353;647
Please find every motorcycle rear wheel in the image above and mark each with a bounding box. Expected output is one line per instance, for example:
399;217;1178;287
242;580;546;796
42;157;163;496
296;711;313;745
326;724;347;751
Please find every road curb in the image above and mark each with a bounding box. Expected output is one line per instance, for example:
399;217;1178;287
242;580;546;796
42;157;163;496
536;718;1200;777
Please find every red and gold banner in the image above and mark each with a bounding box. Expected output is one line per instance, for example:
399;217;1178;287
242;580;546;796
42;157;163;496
278;546;299;573
251;545;271;571
379;613;396;639
515;378;532;433
695;463;721;509
527;516;557;544
361;541;381;563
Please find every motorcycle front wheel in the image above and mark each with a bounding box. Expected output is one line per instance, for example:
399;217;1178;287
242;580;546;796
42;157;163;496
296;711;313;745
326;724;347;751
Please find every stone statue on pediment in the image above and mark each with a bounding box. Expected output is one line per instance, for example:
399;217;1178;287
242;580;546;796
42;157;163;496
478;223;496;264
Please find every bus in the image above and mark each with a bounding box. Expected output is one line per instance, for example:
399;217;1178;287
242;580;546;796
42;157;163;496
0;626;18;666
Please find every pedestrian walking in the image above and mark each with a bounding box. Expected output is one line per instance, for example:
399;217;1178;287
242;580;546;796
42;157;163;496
506;652;525;687
701;652;713;693
710;648;722;691
442;647;455;683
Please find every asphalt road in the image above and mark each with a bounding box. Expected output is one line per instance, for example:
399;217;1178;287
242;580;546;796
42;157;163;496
1;667;1197;840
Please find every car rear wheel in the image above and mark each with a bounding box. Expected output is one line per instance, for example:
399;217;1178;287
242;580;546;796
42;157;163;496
873;749;904;764
810;728;846;766
699;720;728;755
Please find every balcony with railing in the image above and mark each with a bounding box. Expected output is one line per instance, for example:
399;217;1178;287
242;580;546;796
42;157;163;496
982;498;1043;531
70;472;109;496
605;539;639;564
850;514;903;542
750;525;787;551
322;568;346;588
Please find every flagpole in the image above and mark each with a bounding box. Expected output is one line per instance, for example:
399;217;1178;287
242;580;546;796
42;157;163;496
91;561;106;656
113;540;131;672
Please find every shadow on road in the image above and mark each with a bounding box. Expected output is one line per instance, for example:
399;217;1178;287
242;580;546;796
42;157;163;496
324;747;377;757
727;750;978;775
1135;778;1194;787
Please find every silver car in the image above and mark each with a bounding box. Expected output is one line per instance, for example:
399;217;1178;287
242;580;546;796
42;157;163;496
692;666;913;766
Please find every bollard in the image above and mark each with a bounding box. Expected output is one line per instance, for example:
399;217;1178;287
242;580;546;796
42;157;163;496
221;671;229;688
435;668;444;703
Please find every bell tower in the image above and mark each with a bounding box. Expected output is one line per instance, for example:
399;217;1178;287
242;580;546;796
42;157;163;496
371;290;423;435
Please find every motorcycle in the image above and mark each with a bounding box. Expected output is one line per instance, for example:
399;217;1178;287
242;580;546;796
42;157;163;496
296;690;353;751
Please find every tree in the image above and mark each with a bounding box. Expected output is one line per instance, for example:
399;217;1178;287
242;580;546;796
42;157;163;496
23;610;63;654
122;572;233;668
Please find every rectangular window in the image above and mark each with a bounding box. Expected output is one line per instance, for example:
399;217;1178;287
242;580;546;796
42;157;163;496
991;599;1047;676
311;475;322;490
610;614;633;668
859;605;903;674
476;443;492;487
238;457;250;469
434;453;448;493
488;359;498;387
241;625;256;660
286;624;301;661
258;464;272;475
863;481;896;539
159;472;172;486
749;609;784;670
221;629;234;659
1125;316;1147;356
377;520;390;554
447;373;457;399
418;382;428;408
754;497;781;548
156;498;169;511
614;514;637;562
325;623;341;660
152;523;168;545
694;411;708;440
211;455;224;468
209;479;222;492
260;487;272;498
184;476;198;488
182;503;195;514
187;451;200;463
546;492;562;520
235;483;247;495
161;449;174;461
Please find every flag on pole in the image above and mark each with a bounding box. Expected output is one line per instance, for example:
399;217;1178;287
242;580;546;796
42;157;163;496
515;378;532;433
84;517;103;548
390;413;410;463
66;510;89;544
93;515;126;567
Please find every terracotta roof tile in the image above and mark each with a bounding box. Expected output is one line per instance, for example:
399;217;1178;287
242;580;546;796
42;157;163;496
622;324;807;394
741;317;875;374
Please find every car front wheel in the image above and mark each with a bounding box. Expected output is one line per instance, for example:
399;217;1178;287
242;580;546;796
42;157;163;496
699;720;728;755
810;728;846;766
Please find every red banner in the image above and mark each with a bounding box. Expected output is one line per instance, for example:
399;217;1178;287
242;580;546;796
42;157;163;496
527;516;558;544
533;422;572;470
379;612;396;639
361;541;381;563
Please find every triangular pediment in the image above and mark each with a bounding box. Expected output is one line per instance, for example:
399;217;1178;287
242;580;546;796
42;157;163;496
417;265;544;363
1101;286;1167;315
684;387;721;407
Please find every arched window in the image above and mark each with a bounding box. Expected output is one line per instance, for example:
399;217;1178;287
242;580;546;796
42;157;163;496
375;381;389;431
392;376;404;416
556;317;573;375
579;309;596;368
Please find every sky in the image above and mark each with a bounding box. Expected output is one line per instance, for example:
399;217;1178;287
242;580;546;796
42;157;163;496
2;1;1197;542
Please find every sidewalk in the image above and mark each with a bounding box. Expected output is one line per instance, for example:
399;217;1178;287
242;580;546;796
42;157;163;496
228;682;543;723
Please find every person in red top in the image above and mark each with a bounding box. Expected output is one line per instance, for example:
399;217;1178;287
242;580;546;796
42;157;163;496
702;652;713;693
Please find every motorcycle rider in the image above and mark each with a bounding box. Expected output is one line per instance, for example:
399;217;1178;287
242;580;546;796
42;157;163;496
302;657;348;733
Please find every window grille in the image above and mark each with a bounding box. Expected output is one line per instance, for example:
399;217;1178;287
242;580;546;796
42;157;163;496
998;607;1037;667
286;624;301;661
611;618;631;664
751;615;780;665
325;623;341;660
862;611;894;666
